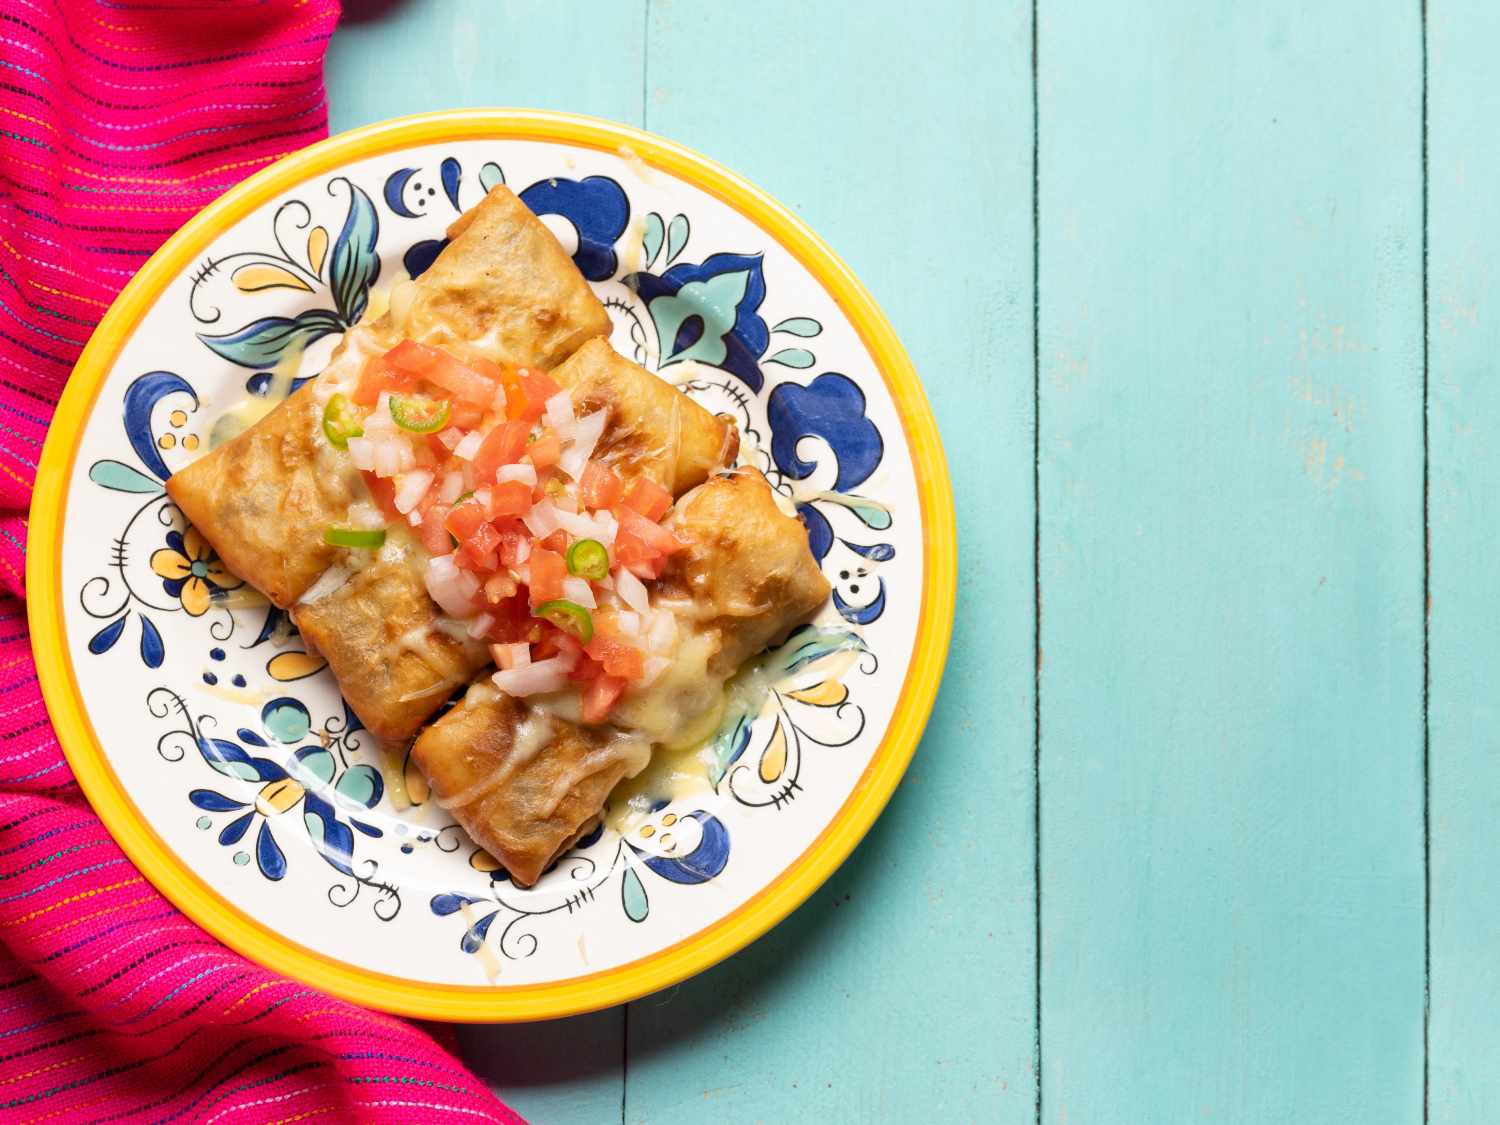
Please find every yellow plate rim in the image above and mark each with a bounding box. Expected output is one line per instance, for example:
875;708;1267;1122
27;109;957;1022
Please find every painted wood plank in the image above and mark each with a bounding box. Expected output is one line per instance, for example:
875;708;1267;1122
1038;3;1426;1121
325;5;645;1121
1427;2;1500;1119
624;2;1037;1122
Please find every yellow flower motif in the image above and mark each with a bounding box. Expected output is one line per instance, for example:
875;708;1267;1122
150;526;241;616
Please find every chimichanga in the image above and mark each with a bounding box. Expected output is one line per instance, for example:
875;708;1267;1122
166;184;611;606
412;469;830;886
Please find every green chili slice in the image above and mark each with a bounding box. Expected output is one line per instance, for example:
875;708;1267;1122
534;599;594;644
323;526;386;549
566;538;609;582
388;394;452;434
446;491;473;549
321;392;363;449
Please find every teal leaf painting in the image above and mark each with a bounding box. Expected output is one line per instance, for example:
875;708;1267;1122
197;308;343;369
327;177;381;324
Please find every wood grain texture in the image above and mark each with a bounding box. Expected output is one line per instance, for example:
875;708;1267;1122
624;1;1037;1121
1428;2;1500;1120
1038;2;1426;1121
325;4;644;1120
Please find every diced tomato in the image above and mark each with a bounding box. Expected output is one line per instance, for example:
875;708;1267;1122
483;572;518;604
466;357;505;381
621;478;672;522
384;340;497;405
569;654;605;683
444;498;488;549
416;495;453;555
581;675;628;724
615;506;685;557
472;420;530;482
484;480;533;519
495;521;529;567
486;594;542;644
578;461;624;510
449;400;485;429
462;520;501;570
585;633;645;680
361;471;400;520
526;431;562;469
352;358;418;406
538;529;569;556
527;547;566;605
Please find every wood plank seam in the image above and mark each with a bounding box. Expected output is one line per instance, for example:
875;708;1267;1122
1031;3;1044;1125
1422;1;1432;1121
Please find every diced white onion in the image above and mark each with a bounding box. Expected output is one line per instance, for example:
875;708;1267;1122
646;608;679;654
493;654;575;697
558;410;608;480
424;554;480;617
523;500;561;538
640;655;672;686
407;510;424;528
613;566;650;613
473;487;492;510
490;642;530;670
514;539;531;564
544;389;576;429
491;383;508;414
436;427;463;451
439;470;464;504
496;462;538;486
393;470;434;514
554;507;602;540
347;501;384;530
562;576;597;609
454;430;484;461
346;436;375;472
592;510;618;548
466;613;495;639
614;610;641;637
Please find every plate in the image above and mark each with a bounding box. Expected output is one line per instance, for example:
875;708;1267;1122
28;111;954;1021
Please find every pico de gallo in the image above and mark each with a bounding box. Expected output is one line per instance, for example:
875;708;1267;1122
325;339;687;724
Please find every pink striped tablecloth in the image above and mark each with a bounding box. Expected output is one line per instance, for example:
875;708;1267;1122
0;3;521;1121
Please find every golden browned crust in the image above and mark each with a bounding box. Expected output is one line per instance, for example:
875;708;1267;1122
403;186;611;372
411;695;632;887
657;468;832;674
550;338;739;495
164;384;365;608
290;554;489;742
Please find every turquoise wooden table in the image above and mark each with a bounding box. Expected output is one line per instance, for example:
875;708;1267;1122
326;2;1493;1121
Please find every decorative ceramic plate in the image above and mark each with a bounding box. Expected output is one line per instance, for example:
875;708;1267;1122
29;111;954;1021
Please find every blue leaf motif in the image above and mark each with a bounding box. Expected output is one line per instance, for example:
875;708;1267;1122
766;625;868;678
382;167;421;218
219;809;255;846
87;615;127;655
842;539;895;561
403;238;447;280
709;711;754;786
767;372;883;491
189;789;247;812
245;371;314;397
327;178;380;324
440;157;462;210
248;606;286;649
198;309;343;370
303;793;354;876
197;736;286;784
256;820;287;880
518;175;630;282
665;214;690;265
88;460;164;495
138;615;164;668
122;371;197;481
797;502;834;563
460;909;498;954
638;812;730;885
630;253;769;391
431;893;480;917
478;162;504;193
236;728;269;748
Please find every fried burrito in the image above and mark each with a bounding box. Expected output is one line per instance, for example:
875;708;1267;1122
412;469;831;886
